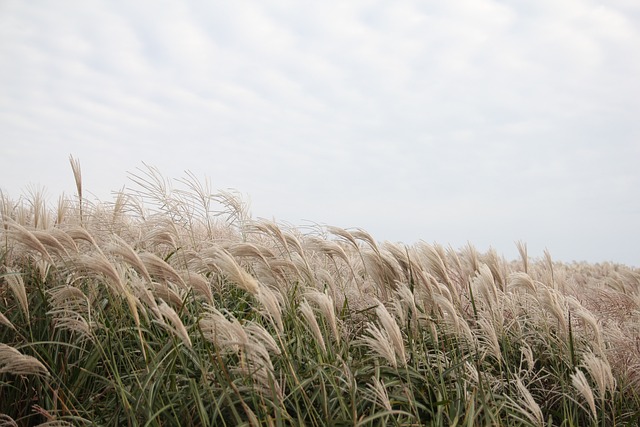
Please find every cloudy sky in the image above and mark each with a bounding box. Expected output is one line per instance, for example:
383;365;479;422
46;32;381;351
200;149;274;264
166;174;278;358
1;1;639;266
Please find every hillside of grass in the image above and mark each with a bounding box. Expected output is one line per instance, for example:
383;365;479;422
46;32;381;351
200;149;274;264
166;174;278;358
1;160;639;426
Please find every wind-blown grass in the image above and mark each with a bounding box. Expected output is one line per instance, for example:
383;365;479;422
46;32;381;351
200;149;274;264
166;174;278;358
1;161;639;426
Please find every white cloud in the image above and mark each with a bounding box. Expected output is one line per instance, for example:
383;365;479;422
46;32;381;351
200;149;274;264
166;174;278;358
0;0;639;265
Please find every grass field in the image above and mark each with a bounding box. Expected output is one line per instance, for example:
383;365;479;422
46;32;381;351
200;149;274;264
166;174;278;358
1;159;639;426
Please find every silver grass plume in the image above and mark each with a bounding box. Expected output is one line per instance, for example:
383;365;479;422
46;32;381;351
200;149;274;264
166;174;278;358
0;343;49;377
47;285;95;340
4;269;29;322
361;322;399;368
367;377;392;411
138;252;187;289
183;272;214;304
49;228;79;254
538;287;567;336
477;316;502;363
472;264;499;308
5;220;54;264
0;414;18;427
520;342;535;375
375;299;406;365
69;155;83;225
65;226;99;249
256;284;284;333
0;310;15;330
31;230;69;259
305;236;352;270
567;297;605;354
75;252;126;295
506;377;544;427
226;242;274;268
128;275;162;320
305;289;340;345
581;352;616;402
571;369;597;420
151;282;184;309
200;306;247;352
158;301;192;348
516;240;529;273
204;248;259;295
107;236;152;282
420;243;454;292
299;299;326;354
508;272;538;295
360;299;407;368
200;307;280;396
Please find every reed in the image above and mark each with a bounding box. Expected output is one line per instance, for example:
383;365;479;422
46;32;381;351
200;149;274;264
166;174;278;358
0;161;638;425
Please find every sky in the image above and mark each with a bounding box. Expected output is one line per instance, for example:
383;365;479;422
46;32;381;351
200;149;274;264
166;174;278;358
1;1;639;266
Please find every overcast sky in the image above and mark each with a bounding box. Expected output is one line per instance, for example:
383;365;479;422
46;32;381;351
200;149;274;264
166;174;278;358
1;1;639;266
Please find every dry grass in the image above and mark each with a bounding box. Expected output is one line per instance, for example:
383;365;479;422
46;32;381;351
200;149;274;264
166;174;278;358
0;161;639;426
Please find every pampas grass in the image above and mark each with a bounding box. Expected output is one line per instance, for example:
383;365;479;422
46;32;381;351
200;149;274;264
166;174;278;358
1;160;639;425
0;343;49;377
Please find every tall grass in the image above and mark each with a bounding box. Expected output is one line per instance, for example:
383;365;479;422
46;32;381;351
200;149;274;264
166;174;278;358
1;162;639;426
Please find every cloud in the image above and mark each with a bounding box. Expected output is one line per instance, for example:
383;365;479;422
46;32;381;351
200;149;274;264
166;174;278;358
0;0;639;264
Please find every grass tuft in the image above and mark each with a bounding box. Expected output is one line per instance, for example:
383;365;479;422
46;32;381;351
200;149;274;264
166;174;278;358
0;161;639;425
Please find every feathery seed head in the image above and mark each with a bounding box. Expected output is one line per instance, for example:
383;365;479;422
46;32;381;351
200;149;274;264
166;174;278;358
361;323;398;368
581;352;616;399
4;269;29;322
0;343;49;377
305;288;340;344
512;377;544;427
299;299;326;354
158;301;192;348
0;310;15;330
375;299;406;367
367;377;392;411
207;248;260;295
256;284;284;333
572;369;597;420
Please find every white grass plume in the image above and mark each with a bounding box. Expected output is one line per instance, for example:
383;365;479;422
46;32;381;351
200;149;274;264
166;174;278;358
69;155;83;223
367;376;392;411
516;240;529;273
508;272;538;295
538;287;567;336
506;377;544;427
0;310;15;330
305;289;340;345
200;307;280;396
75;252;126;295
4;269;29;322
138;252;186;288
376;299;406;365
472;264;499;308
183;272;214;304
107;236;152;282
0;414;18;427
361;322;399;368
572;369;597;420
567;297;604;354
158;301;192;348
47;285;95;340
65;225;100;249
299;299;326;354
204;248;259;295
581;352;616;401
31;230;69;259
200;306;248;353
477;316;502;363
256;284;284;333
5;220;54;264
0;343;49;377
